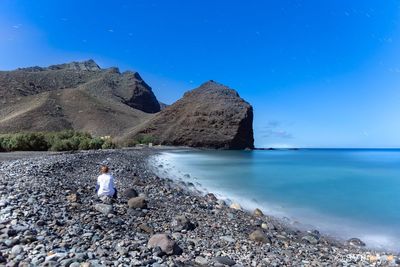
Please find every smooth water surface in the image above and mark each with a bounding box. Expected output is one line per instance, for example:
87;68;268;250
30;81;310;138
150;149;400;251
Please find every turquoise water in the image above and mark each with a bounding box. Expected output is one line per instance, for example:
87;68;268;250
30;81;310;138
150;149;400;251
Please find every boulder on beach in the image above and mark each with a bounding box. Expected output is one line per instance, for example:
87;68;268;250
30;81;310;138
147;234;182;255
123;188;138;199
302;234;319;244
261;222;275;231
347;238;366;247
253;208;264;217
128;196;147;209
230;203;242;210
171;215;196;231
249;229;270;243
205;193;218;202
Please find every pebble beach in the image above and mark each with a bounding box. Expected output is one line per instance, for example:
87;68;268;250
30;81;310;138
0;148;398;266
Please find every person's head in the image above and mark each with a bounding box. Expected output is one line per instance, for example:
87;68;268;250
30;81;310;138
100;165;109;174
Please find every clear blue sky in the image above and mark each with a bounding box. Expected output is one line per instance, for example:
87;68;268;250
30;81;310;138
1;0;400;148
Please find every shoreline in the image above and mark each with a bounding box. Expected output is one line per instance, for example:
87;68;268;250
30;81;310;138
148;149;400;253
149;149;398;253
0;148;398;266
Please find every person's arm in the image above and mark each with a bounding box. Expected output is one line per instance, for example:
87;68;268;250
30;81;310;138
111;175;115;188
95;176;100;192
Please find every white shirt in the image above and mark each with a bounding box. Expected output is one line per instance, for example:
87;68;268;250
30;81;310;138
97;173;116;197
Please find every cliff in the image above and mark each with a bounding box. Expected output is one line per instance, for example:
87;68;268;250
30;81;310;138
128;81;254;149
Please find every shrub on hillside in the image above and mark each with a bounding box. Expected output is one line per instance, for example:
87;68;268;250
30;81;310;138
0;131;117;152
0;133;49;151
50;139;74;151
135;134;158;145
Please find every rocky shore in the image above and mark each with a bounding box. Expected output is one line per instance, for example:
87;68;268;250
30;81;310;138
0;148;398;266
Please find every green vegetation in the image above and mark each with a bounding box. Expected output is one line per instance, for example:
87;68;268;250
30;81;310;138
0;131;117;152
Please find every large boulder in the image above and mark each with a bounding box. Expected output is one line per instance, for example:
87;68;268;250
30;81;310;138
131;81;254;149
249;229;270;243
123;188;138;199
253;208;264;217
127;196;147;209
147;234;182;255
347;237;366;247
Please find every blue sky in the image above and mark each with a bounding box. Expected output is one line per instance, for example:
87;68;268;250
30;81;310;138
1;0;400;148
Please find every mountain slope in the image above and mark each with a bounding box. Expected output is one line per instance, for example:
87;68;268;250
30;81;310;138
0;60;160;113
0;60;158;136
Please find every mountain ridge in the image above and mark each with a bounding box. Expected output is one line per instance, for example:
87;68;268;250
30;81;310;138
0;60;254;149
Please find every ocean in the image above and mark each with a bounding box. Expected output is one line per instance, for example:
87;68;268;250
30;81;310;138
149;149;400;251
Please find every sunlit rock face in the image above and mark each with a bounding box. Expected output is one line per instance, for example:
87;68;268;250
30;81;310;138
133;80;254;149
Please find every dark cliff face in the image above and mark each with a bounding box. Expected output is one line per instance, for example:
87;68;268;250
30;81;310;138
133;81;254;149
117;72;160;113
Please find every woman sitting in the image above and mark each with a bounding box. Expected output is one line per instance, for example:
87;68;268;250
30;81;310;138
96;165;117;200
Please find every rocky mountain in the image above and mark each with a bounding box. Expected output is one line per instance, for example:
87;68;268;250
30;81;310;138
0;60;254;149
0;60;159;137
126;81;254;149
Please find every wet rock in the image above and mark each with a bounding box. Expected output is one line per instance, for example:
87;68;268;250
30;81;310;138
147;234;182;255
253;208;264;217
216;199;226;208
302;235;319;244
205;193;218;202
261;222;275;230
128;196;147;209
249;229;270;243
230;203;242;210
347;238;366;247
